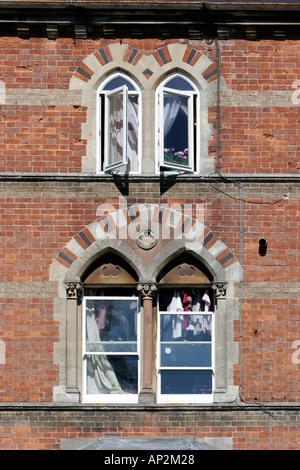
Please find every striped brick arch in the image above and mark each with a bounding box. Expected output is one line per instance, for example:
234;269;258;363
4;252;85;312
69;42;221;90
54;204;237;272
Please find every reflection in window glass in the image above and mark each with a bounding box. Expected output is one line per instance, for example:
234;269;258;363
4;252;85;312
160;313;212;342
165;76;194;91
160;342;212;368
83;297;139;398
108;89;125;168
85;355;138;395
99;72;140;173
161;370;213;395
103;76;136;91
127;95;139;172
158;288;214;401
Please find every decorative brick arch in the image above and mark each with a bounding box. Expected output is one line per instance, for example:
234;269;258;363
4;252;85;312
50;203;240;404
52;203;238;281
69;42;226;174
70;42;224;91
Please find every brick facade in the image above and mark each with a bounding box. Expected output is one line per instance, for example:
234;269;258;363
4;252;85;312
0;404;299;450
0;0;300;450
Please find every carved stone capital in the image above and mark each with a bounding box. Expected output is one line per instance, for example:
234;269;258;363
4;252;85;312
137;283;158;300
65;282;83;300
212;282;227;299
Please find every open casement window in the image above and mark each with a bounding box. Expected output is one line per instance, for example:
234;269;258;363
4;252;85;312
157;74;199;173
104;86;128;170
157;256;214;404
98;73;141;173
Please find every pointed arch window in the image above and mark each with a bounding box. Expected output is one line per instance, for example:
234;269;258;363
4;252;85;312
157;73;199;173
81;255;140;404
157;287;214;403
98;72;141;173
156;256;215;403
74;248;235;406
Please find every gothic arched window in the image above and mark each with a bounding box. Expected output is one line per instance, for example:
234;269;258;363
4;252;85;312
156;73;199;173
98;72;141;173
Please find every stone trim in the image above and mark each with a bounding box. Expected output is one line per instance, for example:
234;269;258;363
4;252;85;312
212;282;227;299
70;42;222;90
68;42;226;175
54;203;238;273
50;203;240;404
65;282;83;300
137;283;158;300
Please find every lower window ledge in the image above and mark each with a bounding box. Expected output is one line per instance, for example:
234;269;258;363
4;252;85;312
56;384;239;406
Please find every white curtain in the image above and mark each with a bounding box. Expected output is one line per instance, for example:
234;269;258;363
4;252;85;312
86;311;123;395
163;94;189;139
127;96;139;171
108;91;124;166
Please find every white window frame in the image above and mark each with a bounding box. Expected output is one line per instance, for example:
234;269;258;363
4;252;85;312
156;302;215;404
97;72;142;174
82;295;141;404
156;73;200;174
104;85;128;171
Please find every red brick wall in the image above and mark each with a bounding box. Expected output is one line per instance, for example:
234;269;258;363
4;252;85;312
0;299;57;403
0;406;299;450
1;37;299;174
0;190;299;403
0;32;299;449
216;107;300;173
0;105;86;173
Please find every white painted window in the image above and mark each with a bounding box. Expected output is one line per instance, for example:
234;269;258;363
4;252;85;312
157;288;214;403
98;72;141;173
82;295;140;403
156;73;199;173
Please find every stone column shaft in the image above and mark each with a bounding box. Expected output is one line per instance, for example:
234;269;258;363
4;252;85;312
137;283;157;403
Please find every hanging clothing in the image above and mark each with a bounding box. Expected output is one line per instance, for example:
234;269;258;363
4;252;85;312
95;304;106;330
167;289;184;339
192;289;201;312
182;292;189;332
167;289;183;312
182;292;188;311
192;289;210;336
202;289;211;312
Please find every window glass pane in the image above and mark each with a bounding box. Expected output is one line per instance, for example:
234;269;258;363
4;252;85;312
84;287;137;297
85;355;138;395
160;314;212;342
103;76;136;91
160;343;211;367
163;92;189;167
165;76;194;91
85;298;138;348
84;297;139;397
107;89;125;167
127;95;139;172
160;370;212;395
159;288;214;312
86;342;137;353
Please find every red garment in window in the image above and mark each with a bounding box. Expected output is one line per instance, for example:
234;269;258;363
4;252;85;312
96;305;106;330
182;292;189;330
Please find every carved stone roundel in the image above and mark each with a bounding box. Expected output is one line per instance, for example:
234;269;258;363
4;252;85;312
136;228;157;250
